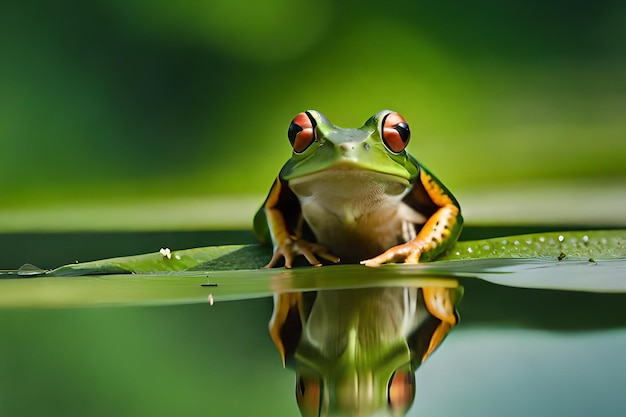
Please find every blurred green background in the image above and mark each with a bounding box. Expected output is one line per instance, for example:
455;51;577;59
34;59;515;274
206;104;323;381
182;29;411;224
1;1;626;416
1;0;624;230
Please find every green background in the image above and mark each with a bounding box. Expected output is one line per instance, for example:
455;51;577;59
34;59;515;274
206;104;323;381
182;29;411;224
1;1;625;416
1;0;624;217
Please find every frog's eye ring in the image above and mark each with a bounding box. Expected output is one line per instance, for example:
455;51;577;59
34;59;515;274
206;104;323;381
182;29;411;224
387;369;416;413
296;374;322;417
381;112;410;153
288;111;317;153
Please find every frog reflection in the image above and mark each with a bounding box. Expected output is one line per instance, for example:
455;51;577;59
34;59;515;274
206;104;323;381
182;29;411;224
269;282;462;416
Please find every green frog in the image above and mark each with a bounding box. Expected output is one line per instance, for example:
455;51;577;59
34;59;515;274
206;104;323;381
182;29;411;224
254;110;462;267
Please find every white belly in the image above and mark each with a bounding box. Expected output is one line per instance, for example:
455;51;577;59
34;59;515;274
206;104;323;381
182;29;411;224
288;169;426;261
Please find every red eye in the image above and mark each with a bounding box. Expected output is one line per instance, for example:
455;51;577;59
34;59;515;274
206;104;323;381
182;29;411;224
296;374;322;417
288;111;317;153
381;112;410;153
387;370;415;414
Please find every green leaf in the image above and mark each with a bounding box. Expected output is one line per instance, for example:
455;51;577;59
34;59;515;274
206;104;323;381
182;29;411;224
0;230;623;309
36;229;625;276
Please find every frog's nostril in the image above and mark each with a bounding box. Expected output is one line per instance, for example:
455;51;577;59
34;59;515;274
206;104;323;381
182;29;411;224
339;142;356;152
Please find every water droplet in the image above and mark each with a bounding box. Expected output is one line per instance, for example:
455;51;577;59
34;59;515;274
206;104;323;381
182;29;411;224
17;263;46;276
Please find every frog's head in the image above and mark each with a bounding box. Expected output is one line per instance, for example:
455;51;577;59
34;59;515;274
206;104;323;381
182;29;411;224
280;110;418;182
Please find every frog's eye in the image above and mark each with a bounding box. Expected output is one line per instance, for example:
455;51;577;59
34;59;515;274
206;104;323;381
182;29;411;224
296;374;322;417
288;111;317;153
381;112;410;153
387;370;415;414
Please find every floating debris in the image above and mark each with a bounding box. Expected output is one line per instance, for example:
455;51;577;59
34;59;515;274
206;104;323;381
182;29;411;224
159;248;172;259
208;294;214;306
557;252;567;261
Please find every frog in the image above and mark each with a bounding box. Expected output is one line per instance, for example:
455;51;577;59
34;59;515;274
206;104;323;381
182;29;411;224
253;110;463;268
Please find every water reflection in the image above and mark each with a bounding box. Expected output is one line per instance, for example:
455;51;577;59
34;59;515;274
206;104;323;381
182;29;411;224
269;280;462;416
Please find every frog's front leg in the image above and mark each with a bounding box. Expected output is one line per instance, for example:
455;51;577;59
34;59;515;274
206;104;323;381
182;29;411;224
419;286;460;361
361;204;461;267
264;197;340;268
269;292;303;365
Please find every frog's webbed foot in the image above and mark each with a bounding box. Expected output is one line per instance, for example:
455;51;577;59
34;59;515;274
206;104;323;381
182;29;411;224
265;237;340;268
361;240;428;267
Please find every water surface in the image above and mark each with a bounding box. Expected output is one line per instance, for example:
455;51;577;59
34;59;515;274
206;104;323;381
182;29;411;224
0;229;624;417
